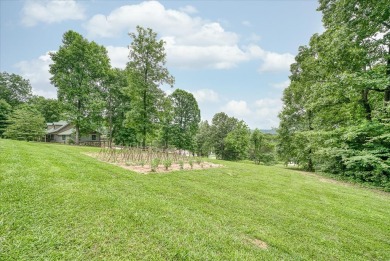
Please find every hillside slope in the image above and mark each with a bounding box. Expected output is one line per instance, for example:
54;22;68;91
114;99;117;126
0;139;389;260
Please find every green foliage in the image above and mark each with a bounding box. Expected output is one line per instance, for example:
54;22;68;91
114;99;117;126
157;96;174;149
163;159;172;170
0;99;12;136
169;89;201;151
194;120;212;157
178;160;184;170
0;72;32;107
4;105;46;141
126;26;174;147
223;121;250;161
210;112;239;160
112;126;138;146
278;0;390;188
28;96;64;122
250;129;276;165
49;30;111;144
2;140;390;260
151;158;160;172
314;122;390;189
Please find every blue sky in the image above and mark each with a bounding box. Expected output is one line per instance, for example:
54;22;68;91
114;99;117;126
0;0;323;129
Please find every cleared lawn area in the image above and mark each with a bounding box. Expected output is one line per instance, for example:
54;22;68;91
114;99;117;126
1;139;389;260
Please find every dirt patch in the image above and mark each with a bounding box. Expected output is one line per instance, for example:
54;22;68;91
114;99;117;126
117;161;222;174
84;152;222;174
247;237;268;249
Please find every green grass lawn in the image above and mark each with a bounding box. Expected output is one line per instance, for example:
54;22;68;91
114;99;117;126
1;139;389;260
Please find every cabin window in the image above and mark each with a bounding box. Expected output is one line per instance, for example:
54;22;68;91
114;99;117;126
62;135;66;141
91;134;97;141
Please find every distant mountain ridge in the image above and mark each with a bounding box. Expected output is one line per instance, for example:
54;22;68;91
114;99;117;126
260;129;277;134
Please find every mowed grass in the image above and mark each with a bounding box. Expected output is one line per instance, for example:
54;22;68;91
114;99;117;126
0;140;389;260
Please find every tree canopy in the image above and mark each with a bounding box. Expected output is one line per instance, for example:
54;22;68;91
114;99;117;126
49;30;111;144
4;105;46;141
0;72;32;108
169;89;200;151
126;26;174;147
278;0;390;189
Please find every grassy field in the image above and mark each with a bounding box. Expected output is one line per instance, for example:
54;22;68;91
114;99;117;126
1;139;389;260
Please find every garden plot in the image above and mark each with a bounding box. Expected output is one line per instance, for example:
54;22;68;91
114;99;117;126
86;147;221;173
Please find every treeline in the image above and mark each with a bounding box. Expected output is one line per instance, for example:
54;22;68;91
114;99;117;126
1;26;277;164
278;0;390;189
195;113;276;163
0;72;63;140
1;27;201;151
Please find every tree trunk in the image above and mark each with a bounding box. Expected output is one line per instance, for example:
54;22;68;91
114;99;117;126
142;68;148;149
142;89;146;148
76;99;81;145
385;45;390;104
75;124;80;145
307;110;314;172
108;94;113;148
361;89;372;121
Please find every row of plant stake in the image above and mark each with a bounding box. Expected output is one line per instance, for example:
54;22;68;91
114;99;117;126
98;146;205;171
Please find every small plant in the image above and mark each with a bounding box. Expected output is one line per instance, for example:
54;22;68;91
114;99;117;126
163;159;172;170
178;160;184;170
139;160;145;167
196;158;202;165
125;161;132;166
151;158;160;172
189;159;194;169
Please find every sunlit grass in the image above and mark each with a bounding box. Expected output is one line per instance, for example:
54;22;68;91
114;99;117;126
1;139;389;260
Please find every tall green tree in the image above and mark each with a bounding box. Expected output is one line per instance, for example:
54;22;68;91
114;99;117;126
318;0;390;105
0;99;12;137
194;120;212;157
0;72;32;107
126;26;174;147
278;0;390;188
250;129;277;165
28;96;63;123
101;68;134;147
49;30;111;144
210;112;239;160
4;105;45;141
158;96;174;149
169;89;200;151
224;120;250;161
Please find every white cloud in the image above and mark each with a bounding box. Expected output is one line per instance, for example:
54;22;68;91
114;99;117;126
259;52;295;72
164;43;248;69
21;0;85;27
106;46;128;69
15;52;57;98
246;33;261;43
222;100;252;118
85;1;202;38
192;89;219;103
218;98;283;129
246;45;294;72
242;20;251;27
85;1;293;72
253;98;283;127
179;5;198;14
272;80;290;89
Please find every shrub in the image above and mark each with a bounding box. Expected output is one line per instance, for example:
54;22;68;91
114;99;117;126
163;159;172;170
178;160;184;170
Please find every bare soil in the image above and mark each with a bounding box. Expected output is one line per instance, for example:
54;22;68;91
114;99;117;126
84;152;222;174
247;237;268;249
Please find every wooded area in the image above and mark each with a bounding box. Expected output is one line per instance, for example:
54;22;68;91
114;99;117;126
1;0;389;189
278;0;390;189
